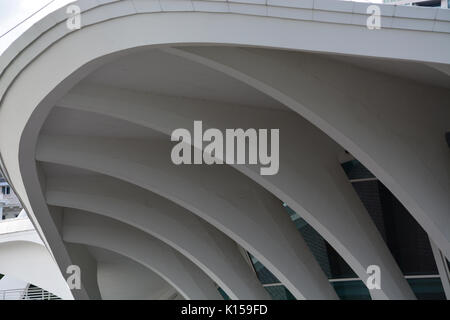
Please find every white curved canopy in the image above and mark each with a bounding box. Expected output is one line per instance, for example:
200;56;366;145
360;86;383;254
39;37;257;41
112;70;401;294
0;0;448;300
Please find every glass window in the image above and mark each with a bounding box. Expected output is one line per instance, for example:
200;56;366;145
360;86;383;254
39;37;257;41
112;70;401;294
407;278;446;300
1;186;11;194
249;158;444;300
341;159;375;180
285;205;356;279
217;287;231;300
331;280;371;300
247;254;296;300
248;253;280;284
264;285;296;300
352;180;438;275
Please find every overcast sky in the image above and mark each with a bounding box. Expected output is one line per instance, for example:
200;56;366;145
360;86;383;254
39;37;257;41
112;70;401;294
0;0;74;53
0;0;51;35
0;0;383;53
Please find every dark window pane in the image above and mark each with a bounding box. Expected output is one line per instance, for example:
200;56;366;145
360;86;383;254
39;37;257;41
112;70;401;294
352;180;438;275
264;285;296;300
341;158;438;276
407;278;446;300
284;205;356;279
325;243;357;279
351;180;388;241
331;280;371;300
341;159;375;180
217;287;231;300
378;183;438;275
249;254;279;284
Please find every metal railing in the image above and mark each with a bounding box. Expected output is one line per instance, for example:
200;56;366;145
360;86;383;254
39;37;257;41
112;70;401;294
0;287;60;300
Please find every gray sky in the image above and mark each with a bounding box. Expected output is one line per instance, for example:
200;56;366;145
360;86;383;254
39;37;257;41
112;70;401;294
0;0;51;34
0;0;74;53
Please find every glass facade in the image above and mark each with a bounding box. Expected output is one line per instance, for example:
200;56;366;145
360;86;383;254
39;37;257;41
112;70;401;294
352;180;438;276
407;278;446;300
246;159;447;300
331;281;371;300
1;186;10;195
249;254;280;285
341;159;375;180
285;205;356;279
264;285;296;300
217;287;231;300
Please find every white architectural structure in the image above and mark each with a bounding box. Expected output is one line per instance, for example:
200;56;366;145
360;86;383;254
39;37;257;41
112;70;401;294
0;0;448;300
0;210;72;300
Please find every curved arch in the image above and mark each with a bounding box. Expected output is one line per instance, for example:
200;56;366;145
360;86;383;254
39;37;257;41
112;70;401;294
62;208;222;300
37;134;337;299
45;174;269;299
0;241;72;299
1;0;448;84
0;216;41;245
58;83;414;299
0;0;446;300
164;46;450;261
91;245;182;300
